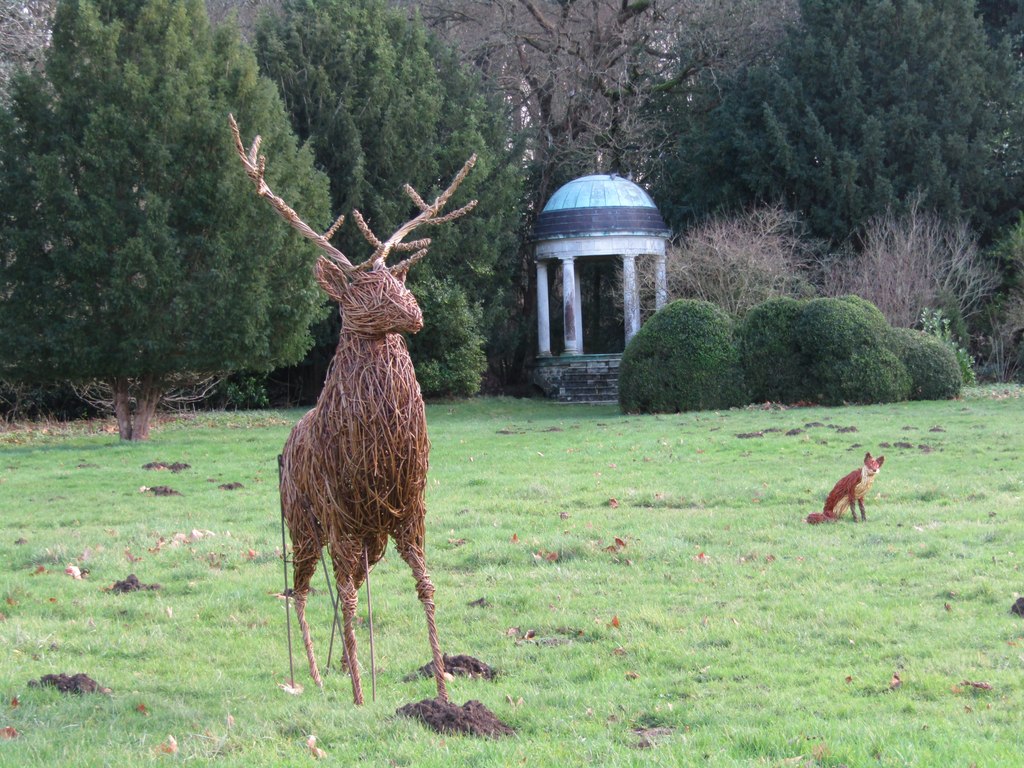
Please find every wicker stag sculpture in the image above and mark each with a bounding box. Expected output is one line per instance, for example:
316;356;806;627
229;116;475;705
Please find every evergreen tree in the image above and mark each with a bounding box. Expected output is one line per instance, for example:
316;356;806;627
662;0;1024;245
0;0;331;439
255;0;523;396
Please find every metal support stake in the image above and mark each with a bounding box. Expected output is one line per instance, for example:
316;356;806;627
277;455;295;686
364;548;376;702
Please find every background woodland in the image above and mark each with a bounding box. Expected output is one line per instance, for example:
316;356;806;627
3;0;1024;429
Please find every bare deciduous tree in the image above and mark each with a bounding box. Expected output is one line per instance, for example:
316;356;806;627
399;0;797;201
639;202;813;317
0;0;55;103
823;197;1001;329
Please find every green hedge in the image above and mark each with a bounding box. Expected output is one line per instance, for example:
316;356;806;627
795;296;908;405
619;300;747;413
736;296;806;403
885;327;963;400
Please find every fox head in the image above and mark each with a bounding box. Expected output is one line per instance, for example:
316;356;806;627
863;452;885;475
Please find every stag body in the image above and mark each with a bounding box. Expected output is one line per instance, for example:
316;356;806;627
229;116;474;705
281;266;442;704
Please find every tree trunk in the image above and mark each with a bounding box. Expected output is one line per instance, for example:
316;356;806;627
109;376;163;441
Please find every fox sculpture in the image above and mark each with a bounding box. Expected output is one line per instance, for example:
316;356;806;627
806;452;885;524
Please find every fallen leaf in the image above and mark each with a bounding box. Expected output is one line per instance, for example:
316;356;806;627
0;726;18;739
889;672;902;690
245;549;257;560
10;697;18;708
625;670;640;680
844;676;853;684
157;735;178;754
165;606;173;619
278;682;304;695
694;552;710;563
136;703;149;716
613;646;627;656
505;694;524;708
64;564;82;580
510;533;519;544
33;565;46;575
610;615;621;629
307;734;326;759
226;714;235;728
608;498;620;508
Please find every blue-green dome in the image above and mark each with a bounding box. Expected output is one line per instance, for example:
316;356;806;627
533;175;669;241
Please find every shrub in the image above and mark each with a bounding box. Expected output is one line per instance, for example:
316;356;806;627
919;308;976;385
736;296;806;403
886;327;963;400
619;299;747;413
796;296;908;404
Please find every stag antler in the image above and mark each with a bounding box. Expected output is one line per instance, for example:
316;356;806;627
230;114;476;276
229;114;353;270
355;154;478;272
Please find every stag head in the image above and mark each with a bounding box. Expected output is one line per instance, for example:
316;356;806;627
228;115;476;333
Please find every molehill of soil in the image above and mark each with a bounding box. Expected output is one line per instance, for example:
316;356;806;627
29;673;109;694
111;574;161;593
406;654;497;681
1011;597;1024;616
142;461;190;473
396;698;515;738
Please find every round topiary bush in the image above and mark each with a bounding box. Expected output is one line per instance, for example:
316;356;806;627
619;299;747;413
736;296;806;403
842;347;912;404
795;295;908;404
885;327;963;400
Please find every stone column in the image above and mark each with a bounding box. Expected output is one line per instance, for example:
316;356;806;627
574;265;583;352
561;256;581;355
623;253;640;344
655;253;668;310
536;261;551;357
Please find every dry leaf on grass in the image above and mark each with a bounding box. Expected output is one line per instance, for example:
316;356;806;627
157;735;178;754
307;735;326;759
278;681;304;695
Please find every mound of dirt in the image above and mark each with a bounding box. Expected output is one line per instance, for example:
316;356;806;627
111;574;161;593
1011;597;1024;616
218;482;244;490
142;461;190;473
396;698;514;738
407;654;497;681
146;486;181;496
29;673;110;694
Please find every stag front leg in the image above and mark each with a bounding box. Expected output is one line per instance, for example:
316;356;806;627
396;531;447;702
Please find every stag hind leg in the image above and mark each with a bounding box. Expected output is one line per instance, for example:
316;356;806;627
395;531;448;702
328;538;366;705
286;500;326;688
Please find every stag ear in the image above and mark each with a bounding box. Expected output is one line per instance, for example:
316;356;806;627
315;257;349;302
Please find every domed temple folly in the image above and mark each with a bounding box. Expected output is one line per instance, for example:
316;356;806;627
531;174;670;402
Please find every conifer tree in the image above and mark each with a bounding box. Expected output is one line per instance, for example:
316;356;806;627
0;0;330;439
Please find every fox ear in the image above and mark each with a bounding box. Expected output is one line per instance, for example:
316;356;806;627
877;455;885;467
864;451;873;463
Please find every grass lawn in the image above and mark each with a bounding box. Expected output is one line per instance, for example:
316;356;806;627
1;388;1023;766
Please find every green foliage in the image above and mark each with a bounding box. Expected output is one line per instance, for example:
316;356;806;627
736;296;806;403
886;327;964;400
0;0;329;386
254;0;524;395
796;296;908;404
919;307;977;385
619;299;747;413
408;277;487;398
661;0;1024;244
221;373;271;410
